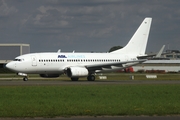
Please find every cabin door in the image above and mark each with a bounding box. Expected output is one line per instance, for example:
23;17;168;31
31;56;37;66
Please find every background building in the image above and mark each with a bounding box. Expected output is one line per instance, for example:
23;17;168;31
133;60;180;73
0;44;30;68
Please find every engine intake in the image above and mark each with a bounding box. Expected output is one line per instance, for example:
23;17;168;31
66;67;89;77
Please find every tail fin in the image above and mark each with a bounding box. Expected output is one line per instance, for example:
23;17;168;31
111;17;152;56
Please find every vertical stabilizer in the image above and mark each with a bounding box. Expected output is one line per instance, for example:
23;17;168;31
111;18;152;56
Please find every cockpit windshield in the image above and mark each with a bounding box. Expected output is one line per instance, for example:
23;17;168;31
14;59;23;61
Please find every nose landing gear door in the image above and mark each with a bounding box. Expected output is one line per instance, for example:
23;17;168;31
31;56;37;66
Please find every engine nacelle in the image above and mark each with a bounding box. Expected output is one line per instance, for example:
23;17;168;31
39;74;60;78
66;67;89;77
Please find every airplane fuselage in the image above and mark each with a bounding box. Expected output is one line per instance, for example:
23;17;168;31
7;52;138;74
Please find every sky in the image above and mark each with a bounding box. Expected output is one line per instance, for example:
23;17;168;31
0;0;180;53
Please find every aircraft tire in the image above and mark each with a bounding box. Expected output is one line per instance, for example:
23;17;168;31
87;75;95;81
23;77;28;81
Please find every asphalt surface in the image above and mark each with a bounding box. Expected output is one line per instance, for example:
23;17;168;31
0;79;180;120
1;79;180;86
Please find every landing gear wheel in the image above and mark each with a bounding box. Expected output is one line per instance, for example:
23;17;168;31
23;77;28;81
87;75;95;81
71;77;79;81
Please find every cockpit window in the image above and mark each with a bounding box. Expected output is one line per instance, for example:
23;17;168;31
14;59;24;61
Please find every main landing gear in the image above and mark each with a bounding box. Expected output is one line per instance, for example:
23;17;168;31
87;74;95;81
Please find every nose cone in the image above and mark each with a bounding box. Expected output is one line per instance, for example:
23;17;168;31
5;63;10;69
5;62;14;71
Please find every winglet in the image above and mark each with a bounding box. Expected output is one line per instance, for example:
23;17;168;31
57;49;61;53
155;45;165;58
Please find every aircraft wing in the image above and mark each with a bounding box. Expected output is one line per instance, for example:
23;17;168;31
85;59;147;71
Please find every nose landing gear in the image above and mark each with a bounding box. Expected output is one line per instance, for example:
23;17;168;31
17;73;28;81
23;77;28;81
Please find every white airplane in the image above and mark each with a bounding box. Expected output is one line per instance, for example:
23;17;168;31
6;17;152;81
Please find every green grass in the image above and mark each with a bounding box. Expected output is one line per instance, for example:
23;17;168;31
0;84;180;117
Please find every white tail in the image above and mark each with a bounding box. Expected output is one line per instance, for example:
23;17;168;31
111;17;152;56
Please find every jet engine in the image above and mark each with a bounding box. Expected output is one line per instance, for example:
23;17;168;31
39;74;60;78
66;67;89;77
